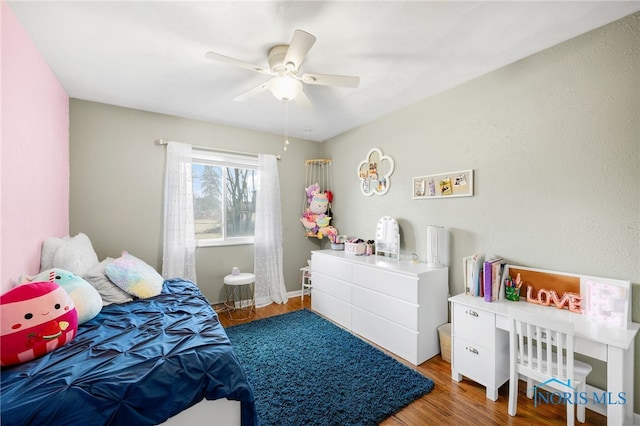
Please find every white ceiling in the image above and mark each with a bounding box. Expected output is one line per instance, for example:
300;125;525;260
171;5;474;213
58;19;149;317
7;1;640;142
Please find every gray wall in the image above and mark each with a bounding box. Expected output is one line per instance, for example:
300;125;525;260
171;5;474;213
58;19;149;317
324;13;639;295
69;100;323;304
322;13;639;407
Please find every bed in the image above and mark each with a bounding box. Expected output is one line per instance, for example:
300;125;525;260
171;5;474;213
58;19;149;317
0;279;258;426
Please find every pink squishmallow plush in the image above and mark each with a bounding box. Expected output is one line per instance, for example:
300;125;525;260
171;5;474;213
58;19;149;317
0;282;78;366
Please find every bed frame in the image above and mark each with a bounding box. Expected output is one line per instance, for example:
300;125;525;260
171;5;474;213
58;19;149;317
163;399;241;425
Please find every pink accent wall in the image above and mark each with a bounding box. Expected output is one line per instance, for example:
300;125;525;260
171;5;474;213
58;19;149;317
1;1;69;293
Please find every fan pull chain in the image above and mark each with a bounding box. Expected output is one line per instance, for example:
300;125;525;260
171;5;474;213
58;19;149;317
283;101;290;151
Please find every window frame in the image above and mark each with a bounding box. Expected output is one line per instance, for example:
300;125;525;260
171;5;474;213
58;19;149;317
192;149;258;247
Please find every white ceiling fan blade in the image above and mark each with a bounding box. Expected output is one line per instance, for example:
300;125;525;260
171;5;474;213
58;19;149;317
205;51;270;74
294;90;312;109
301;73;360;88
283;29;316;71
233;82;270;102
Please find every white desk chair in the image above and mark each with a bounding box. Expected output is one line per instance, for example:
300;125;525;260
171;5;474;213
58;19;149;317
508;308;592;425
300;262;312;301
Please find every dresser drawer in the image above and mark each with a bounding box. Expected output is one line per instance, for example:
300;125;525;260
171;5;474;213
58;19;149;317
452;303;495;347
352;265;418;304
312;254;352;281
312;289;351;329
352;285;417;330
352;307;420;364
452;335;495;386
313;272;351;304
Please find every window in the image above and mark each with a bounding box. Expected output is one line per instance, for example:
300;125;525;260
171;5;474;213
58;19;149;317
192;149;258;246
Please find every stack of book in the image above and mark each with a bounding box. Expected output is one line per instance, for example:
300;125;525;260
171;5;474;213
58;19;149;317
463;254;506;302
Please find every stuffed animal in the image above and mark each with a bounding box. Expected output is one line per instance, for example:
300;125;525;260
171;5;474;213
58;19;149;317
0;282;78;366
21;268;102;324
317;226;339;241
305;183;320;205
309;192;329;214
300;216;317;233
315;214;331;228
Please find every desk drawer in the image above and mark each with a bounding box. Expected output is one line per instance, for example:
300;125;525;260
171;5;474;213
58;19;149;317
453;303;495;347
453;336;495;386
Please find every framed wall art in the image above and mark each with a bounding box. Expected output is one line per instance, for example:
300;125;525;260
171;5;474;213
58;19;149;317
413;169;473;199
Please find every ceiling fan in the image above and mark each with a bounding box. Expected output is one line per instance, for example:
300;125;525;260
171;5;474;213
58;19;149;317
205;29;360;108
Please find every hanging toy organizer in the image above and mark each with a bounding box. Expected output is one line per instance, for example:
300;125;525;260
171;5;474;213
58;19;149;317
300;159;337;240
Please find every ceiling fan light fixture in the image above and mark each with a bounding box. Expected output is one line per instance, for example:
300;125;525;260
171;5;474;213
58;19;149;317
270;76;302;101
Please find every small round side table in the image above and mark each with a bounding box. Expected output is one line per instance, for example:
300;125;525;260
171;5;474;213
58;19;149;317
223;273;256;320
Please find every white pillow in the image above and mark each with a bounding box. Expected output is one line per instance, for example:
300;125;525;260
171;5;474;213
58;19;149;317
84;258;134;306
52;233;99;276
41;236;70;271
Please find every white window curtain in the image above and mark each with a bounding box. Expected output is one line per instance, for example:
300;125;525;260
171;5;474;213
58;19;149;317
162;141;197;283
254;154;288;306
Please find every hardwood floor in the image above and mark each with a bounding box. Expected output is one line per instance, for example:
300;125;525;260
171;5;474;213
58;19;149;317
217;297;606;426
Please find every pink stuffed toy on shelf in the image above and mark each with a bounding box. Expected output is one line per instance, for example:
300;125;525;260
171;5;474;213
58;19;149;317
301;182;336;238
305;183;320;205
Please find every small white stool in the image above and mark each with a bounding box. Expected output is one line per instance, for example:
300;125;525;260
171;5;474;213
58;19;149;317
223;273;256;320
300;266;312;301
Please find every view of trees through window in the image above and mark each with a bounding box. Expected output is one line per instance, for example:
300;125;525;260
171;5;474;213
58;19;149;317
192;163;256;242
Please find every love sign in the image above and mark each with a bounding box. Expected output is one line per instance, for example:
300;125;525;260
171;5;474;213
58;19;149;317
526;286;583;313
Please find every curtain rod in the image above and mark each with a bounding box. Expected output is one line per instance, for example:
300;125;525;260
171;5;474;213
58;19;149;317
155;139;280;160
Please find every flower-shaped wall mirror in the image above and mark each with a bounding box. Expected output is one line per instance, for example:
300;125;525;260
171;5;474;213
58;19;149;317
357;148;395;196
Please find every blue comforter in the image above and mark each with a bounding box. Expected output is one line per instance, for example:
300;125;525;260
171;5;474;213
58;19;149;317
1;279;257;426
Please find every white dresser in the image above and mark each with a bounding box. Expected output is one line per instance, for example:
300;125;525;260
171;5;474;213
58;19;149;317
311;249;449;365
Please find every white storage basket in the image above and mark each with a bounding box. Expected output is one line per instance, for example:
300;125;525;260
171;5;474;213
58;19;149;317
344;242;366;255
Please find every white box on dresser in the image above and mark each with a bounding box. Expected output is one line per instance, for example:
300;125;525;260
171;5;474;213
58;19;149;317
311;249;449;365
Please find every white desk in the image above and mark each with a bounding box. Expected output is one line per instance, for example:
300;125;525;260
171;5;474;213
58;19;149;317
449;293;639;425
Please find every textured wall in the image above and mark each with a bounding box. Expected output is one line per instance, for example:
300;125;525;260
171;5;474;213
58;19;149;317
324;13;639;293
1;1;69;293
323;13;639;411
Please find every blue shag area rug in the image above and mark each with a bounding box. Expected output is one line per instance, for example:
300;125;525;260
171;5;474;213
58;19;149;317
225;309;435;426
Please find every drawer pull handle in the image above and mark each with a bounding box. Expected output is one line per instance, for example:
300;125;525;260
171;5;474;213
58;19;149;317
466;346;479;355
465;309;479;317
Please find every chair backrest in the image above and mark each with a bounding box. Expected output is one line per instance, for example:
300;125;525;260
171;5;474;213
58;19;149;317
508;307;576;390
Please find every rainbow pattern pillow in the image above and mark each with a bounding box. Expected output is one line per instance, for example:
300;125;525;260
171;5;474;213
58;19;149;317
105;252;163;299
